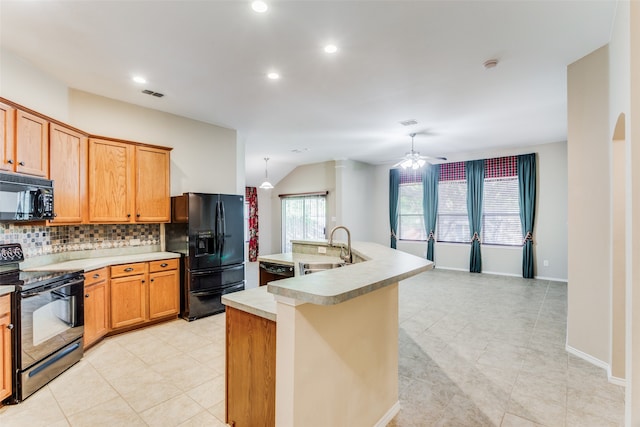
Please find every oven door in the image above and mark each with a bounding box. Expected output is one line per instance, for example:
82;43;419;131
18;277;84;370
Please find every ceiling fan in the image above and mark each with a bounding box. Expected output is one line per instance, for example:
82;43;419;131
393;133;447;170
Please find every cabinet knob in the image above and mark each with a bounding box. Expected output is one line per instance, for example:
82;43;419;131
6;323;13;330
124;267;134;272
7;159;13;165
18;161;25;166
141;280;145;283
150;278;154;282
127;214;131;218
136;213;141;217
85;294;90;298
93;274;100;279
160;263;168;268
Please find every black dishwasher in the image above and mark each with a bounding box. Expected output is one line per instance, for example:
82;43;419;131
259;262;294;286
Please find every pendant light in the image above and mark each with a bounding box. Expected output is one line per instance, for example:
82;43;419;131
259;157;274;189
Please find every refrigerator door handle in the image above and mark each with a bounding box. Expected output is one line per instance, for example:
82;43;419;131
220;201;226;255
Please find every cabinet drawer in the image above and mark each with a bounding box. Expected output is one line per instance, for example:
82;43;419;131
0;294;9;315
149;258;178;273
84;267;109;286
111;262;147;278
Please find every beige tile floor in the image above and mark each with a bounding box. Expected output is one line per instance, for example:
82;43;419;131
0;265;625;426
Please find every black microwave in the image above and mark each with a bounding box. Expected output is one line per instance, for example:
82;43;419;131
0;172;54;222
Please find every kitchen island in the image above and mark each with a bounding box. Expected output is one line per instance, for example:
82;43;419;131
222;240;433;427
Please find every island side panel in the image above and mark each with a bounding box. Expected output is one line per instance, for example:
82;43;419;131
226;306;276;427
275;283;399;427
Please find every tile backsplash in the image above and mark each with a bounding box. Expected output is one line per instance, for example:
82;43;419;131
0;223;160;258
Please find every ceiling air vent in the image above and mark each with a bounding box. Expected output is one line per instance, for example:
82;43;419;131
399;119;417;126
142;89;164;98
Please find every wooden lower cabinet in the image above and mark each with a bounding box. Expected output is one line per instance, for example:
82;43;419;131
109;259;179;331
0;294;12;402
110;261;147;330
226;307;276;427
83;268;109;348
148;259;179;320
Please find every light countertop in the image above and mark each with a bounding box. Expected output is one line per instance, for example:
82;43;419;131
22;251;181;272
221;286;277;321
222;241;433;319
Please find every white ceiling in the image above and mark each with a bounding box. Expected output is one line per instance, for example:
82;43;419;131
0;0;617;187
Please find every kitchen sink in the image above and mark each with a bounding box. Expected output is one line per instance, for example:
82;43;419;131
299;262;347;275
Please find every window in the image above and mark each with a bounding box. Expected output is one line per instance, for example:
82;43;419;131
433;156;522;246
482;177;521;245
281;193;327;252
437;179;469;243
399;182;426;240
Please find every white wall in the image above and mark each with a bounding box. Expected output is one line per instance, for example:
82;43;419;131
261;161;336;255
0;48;241;196
68;90;239;195
566;45;611;368
370;141;568;281
335;159;376;242
0;48;70;120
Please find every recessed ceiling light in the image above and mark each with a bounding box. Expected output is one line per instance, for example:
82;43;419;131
267;72;280;80
132;76;147;84
324;44;338;54
251;1;268;13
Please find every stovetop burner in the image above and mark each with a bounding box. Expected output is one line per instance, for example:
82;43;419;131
0;243;83;292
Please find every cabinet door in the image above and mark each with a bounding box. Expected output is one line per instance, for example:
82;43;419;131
226;307;276;427
84;280;109;348
0;102;16;173
15;110;49;177
148;268;179;320
0;294;12;402
48;124;87;224
89;138;133;223
110;274;146;329
135;146;170;222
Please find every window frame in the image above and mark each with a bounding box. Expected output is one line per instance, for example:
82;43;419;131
280;191;328;252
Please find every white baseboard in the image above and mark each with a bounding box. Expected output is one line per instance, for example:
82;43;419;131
608;374;627;387
534;275;568;283
435;265;568;282
374;401;400;427
565;344;613;374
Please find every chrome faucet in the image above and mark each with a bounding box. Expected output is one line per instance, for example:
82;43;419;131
328;225;352;263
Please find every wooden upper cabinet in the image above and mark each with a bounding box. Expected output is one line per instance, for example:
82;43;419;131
88;138;133;223
0;102;16;173
15;110;49;177
136;146;170;222
48;124;88;224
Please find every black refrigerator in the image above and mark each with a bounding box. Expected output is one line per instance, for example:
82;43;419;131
166;192;245;320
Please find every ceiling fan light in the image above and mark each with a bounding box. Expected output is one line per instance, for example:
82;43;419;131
400;159;413;169
417;159;426;167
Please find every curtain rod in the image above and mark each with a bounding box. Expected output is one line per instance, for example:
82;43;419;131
278;191;329;198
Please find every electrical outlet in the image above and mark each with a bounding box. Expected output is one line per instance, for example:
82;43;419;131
318;246;327;254
130;238;141;246
543;260;549;267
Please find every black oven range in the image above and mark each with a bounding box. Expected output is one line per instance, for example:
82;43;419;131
0;243;84;403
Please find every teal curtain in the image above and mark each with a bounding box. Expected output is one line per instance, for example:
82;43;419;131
389;169;400;249
518;153;536;278
421;164;439;261
466;160;484;273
